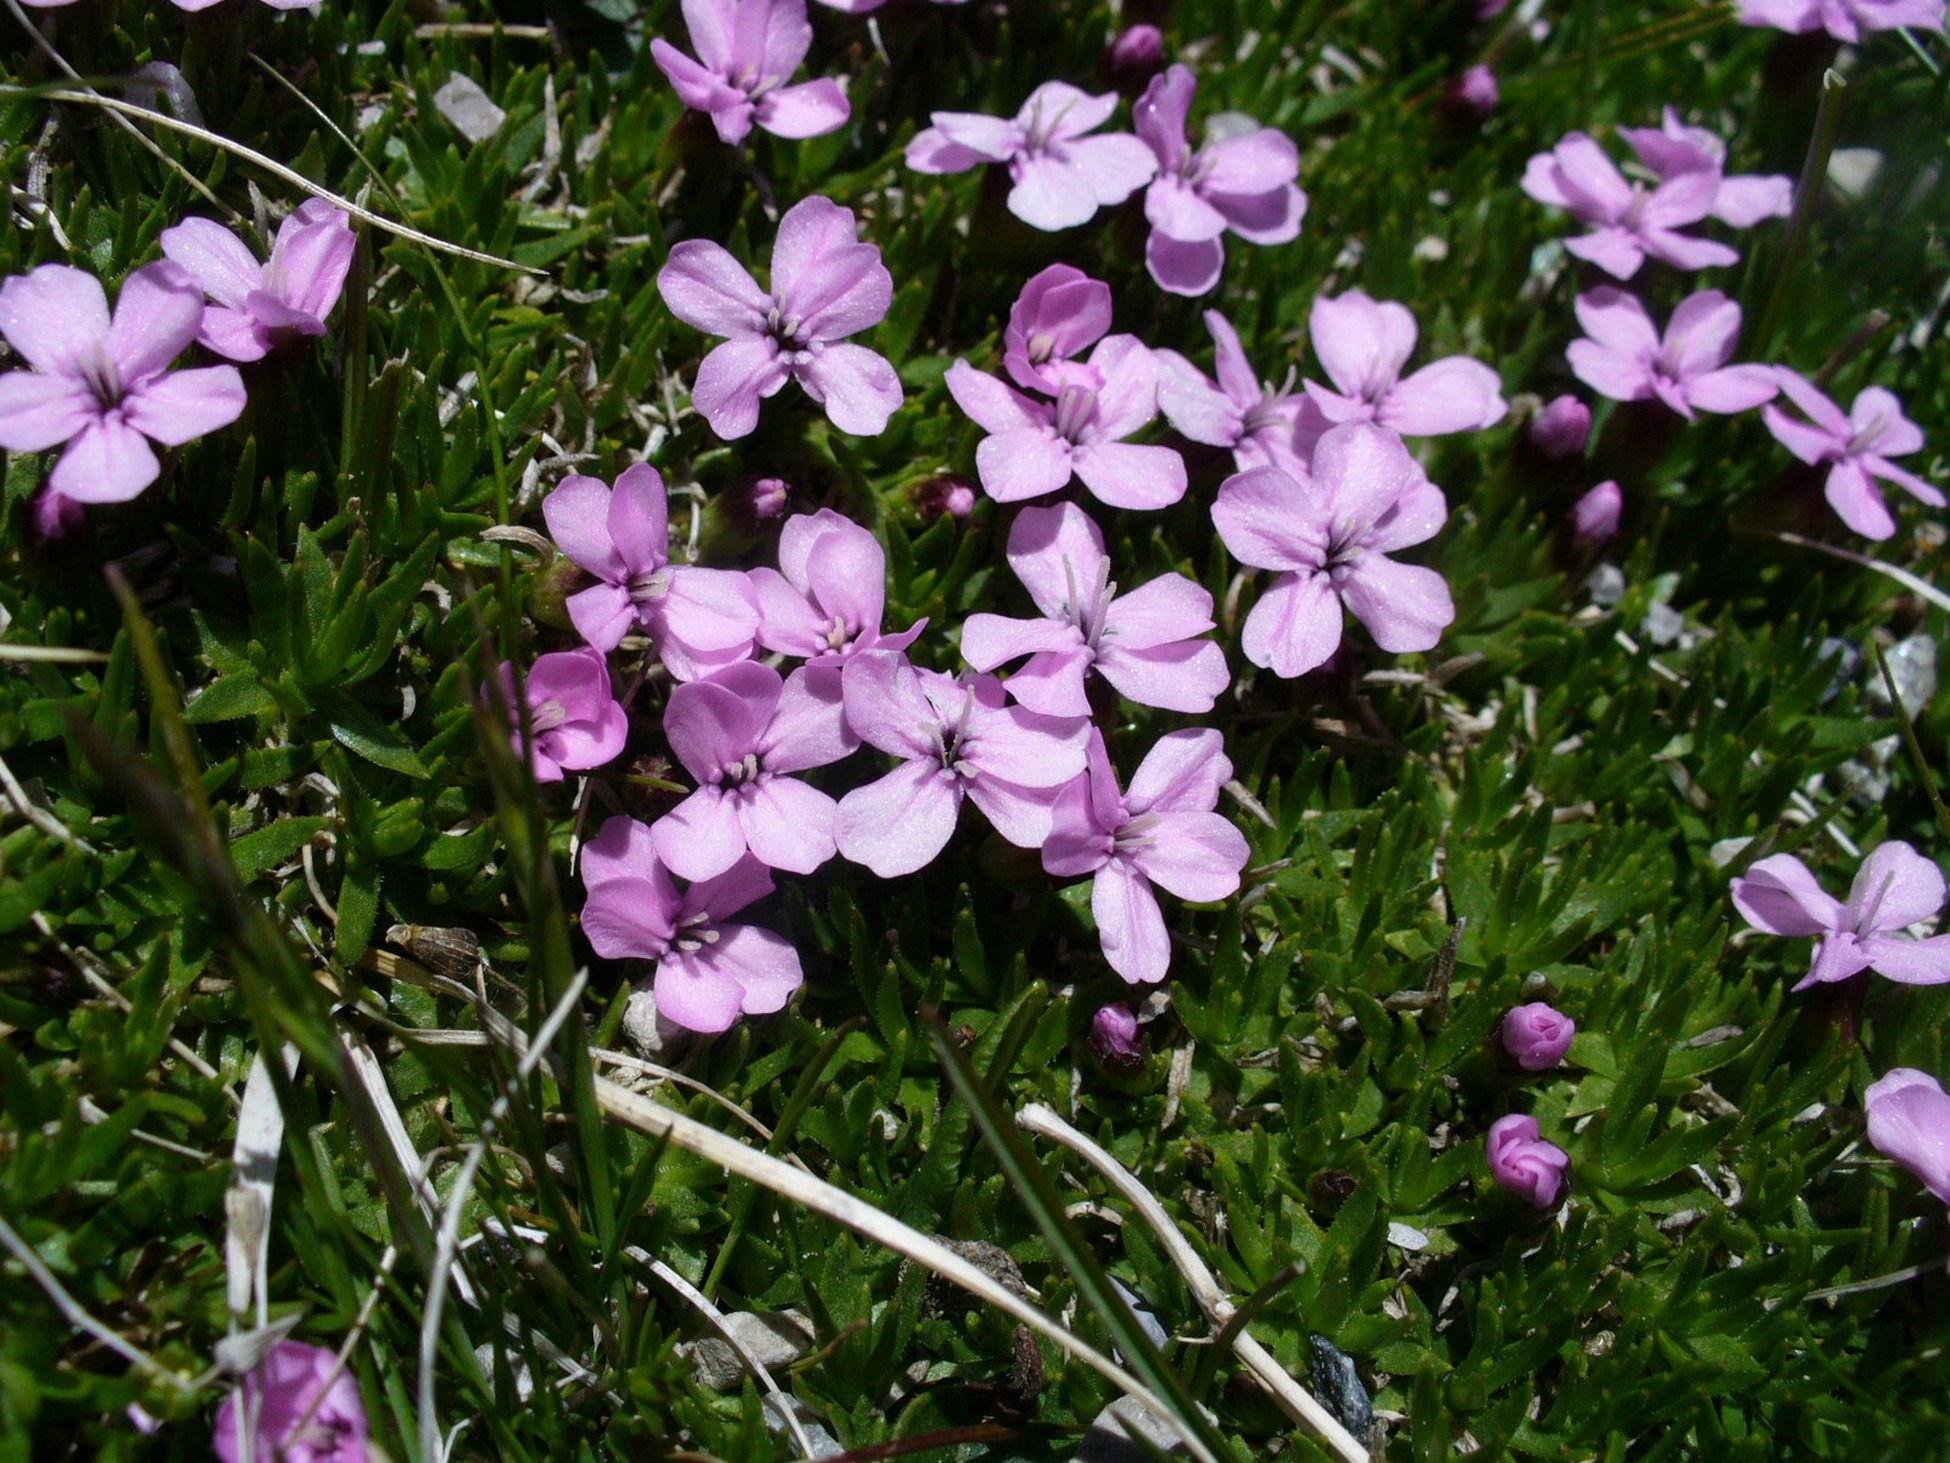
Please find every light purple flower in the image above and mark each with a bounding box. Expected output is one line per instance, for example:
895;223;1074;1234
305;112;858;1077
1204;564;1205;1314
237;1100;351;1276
652;661;851;881
1157;309;1316;477
0;262;245;504
650;0;849;147
1762;370;1940;540
1211;423;1453;678
1043;728;1249;985
1133;65;1305;297
1569;481;1623;546
1865;1068;1950;1207
1501;1003;1576;1071
1108;24;1166;84
658;195;901;440
1521;132;1739;279
1732;841;1950;990
945;337;1185;509
1617;108;1792;230
1736;0;1944;40
752;508;923;665
1445;65;1499;121
1089;1003;1144;1063
960;502;1227;716
1529;393;1591;457
159;201;354;363
494;648;630;784
579;815;802;1033
1003;264;1113;396
906;81;1159;232
544;464;760;677
812;0;966;12
1486;1114;1570;1209
214;1341;368;1463
1567;288;1777;421
1303;291;1506;437
835;651;1087;876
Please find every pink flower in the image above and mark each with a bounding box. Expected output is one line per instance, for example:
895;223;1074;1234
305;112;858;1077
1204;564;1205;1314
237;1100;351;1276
544;464;760;677
1521;132;1739;279
1617;108;1792;230
836;651;1087;876
1444;65;1499;121
1762;371;1940;540
213;1341;368;1463
1501;1003;1575;1070
1736;0;1943;40
752;508;924;665
1043;728;1249;985
0;262;245;504
960;501;1227;716
1567;288;1777;421
1486;1114;1570;1209
1211;423;1453;678
1157;308;1317;477
159;201;354;363
1865;1068;1950;1207
906;81;1158;232
652;661;851;881
1570;481;1622;545
1133;65;1305;297
494;648;630;784
651;0;849;147
658;195;902;440
1732;841;1950;990
1528;393;1591;457
812;0;966;12
1003;264;1114;396
579;816;802;1033
1089;1003;1144;1063
946;337;1186;509
1303;291;1505;437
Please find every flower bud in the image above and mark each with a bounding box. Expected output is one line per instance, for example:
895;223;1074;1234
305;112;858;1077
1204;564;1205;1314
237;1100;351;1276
741;476;790;530
1476;0;1511;16
1500;1002;1575;1071
1486;1114;1570;1209
1569;481;1622;547
1444;65;1499;121
1529;394;1591;457
1107;24;1166;88
29;488;85;544
913;474;978;523
1089;1004;1143;1064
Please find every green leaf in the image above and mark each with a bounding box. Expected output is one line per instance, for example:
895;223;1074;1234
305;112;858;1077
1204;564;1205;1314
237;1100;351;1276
231;816;331;882
321;693;430;778
183;674;281;725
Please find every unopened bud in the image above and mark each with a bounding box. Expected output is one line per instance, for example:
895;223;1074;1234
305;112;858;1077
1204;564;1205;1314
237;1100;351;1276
1569;481;1622;546
1529;394;1591;458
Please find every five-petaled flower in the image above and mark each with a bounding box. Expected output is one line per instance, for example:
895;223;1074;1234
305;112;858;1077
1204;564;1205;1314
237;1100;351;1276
1003;264;1114;397
658;195;902;440
1731;841;1950;989
1567;287;1777;420
836;650;1088;876
652;661;853;880
1486;1114;1571;1210
1522;132;1740;279
1864;1068;1950;1208
1211;422;1453;678
214;1340;369;1463
1133;64;1305;297
0;261;246;504
651;0;850;147
1615;108;1792;230
946;336;1186;509
580;816;803;1033
545;464;761;677
494;648;630;784
1762;370;1940;540
906;81;1158;232
960;502;1227;716
1304;291;1506;437
1042;727;1249;984
160;201;355;363
1158;308;1317;477
752;509;924;668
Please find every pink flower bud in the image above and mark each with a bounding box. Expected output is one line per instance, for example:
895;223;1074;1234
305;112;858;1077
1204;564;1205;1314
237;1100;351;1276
1529;394;1591;457
914;474;978;523
1486;1114;1571;1209
1108;24;1166;85
1476;0;1511;16
1445;64;1498;120
1089;1004;1143;1064
214;1341;370;1463
29;488;85;544
1501;1002;1575;1071
1569;481;1623;546
741;476;791;529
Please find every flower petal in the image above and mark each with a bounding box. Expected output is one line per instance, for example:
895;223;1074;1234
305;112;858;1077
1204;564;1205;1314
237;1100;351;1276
691;336;790;440
158;217;261;310
106;262;205;383
651;789;749;882
1130;810;1249;902
756;78;850;139
796;342;902;436
121;366;246;446
545;475;627;580
659;239;769;337
0;371;96;452
1241;571;1342;678
0;264;110;375
837;760;961;876
1340;555;1454;654
1073;440;1187;510
1093;858;1171;984
1732;854;1842;936
977;427;1074;502
738;776;837;873
48;416;161;504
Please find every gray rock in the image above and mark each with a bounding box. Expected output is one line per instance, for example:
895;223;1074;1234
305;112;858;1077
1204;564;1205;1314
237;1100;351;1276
1865;634;1936;716
1308;1334;1373;1443
434;76;507;145
684;1310;815;1392
1079;1396;1195;1462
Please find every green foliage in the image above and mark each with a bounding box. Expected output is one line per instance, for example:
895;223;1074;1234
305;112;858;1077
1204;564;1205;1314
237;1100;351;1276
3;0;1950;1460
